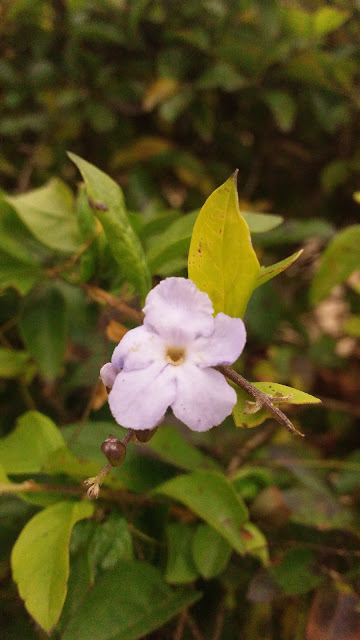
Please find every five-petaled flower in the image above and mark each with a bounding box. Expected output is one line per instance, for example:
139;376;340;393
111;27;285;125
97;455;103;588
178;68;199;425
100;277;246;432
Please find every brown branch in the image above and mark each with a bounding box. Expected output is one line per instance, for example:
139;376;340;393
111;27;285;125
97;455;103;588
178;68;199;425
227;423;277;476
82;283;143;323
217;365;304;437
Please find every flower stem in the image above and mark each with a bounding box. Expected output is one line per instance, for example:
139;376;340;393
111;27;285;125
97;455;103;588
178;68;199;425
84;428;136;497
217;365;304;437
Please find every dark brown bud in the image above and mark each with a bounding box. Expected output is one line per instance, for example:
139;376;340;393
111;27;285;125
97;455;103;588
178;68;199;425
133;427;158;444
101;434;126;467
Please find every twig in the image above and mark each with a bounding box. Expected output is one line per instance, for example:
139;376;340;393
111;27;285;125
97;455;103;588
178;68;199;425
185;612;205;640
227;423;277;475
82;283;143;323
67;379;103;447
173;609;187;640
217;365;304;437
47;223;102;277
212;600;225;640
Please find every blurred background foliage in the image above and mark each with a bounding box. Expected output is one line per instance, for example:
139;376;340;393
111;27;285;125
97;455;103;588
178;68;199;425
1;0;360;639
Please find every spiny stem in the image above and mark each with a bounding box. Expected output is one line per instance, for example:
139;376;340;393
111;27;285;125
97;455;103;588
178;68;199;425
217;365;304;437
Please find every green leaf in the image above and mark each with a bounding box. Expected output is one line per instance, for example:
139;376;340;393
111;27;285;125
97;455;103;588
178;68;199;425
5;178;82;253
310;225;360;304
63;421;175;493
263;91;297;133
241;523;269;566
0;252;43;295
188;173;260;317
62;561;201;640
0;199;45;294
89;515;134;575
155;470;249;554
192;524;232;579
68;152;151;299
255;250;303;289
11;500;94;632
314;7;349;36
344;315;360;337
146;211;198;274
254;218;334;247
0;410;65;474
197;61;246;91
0;199;49;265
269;548;323;595
19;284;67;381
165;523;199;584
241;211;283;233
0;462;10;484
233;383;321;429
0;347;31;378
147;424;219;472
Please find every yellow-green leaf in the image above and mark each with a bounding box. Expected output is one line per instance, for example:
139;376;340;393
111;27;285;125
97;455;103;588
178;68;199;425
255;250;303;289
188;172;260;317
233;382;321;429
0;410;65;474
11;500;94;632
0;347;31;378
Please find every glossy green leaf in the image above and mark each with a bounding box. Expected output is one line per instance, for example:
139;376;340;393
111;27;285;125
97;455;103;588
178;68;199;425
264;91;297;133
11;500;94;632
68;152;151;299
188;173;260;317
314;7;349;36
192;524;232;579
255;250;303;289
62;561;201;640
19;285;67;381
241;211;283;233
165;523;199;584
233;383;320;429
310;225;360;304
0;410;65;474
0;347;31;378
155;470;249;554
5;178;82;253
147;424;219;472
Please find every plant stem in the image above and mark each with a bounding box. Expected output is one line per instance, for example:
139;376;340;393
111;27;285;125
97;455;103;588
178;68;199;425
217;365;304;437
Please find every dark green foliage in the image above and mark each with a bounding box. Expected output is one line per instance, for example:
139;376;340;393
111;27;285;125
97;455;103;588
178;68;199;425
1;2;360;639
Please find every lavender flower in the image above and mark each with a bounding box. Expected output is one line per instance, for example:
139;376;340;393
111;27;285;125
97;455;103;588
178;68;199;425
100;277;246;432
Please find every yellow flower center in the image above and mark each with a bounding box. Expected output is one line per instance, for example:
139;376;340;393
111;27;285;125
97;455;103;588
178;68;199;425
166;346;185;366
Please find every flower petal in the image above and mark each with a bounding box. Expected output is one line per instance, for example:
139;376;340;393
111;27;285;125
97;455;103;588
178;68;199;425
143;277;214;342
100;363;119;389
108;362;176;430
111;325;165;372
190;312;246;368
171;363;236;432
